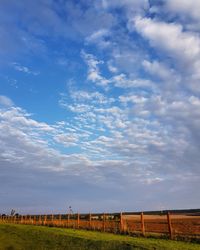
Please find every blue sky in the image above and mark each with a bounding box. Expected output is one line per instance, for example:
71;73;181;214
0;0;200;214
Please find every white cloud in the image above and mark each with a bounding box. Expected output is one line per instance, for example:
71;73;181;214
112;73;155;89
82;51;156;90
0;95;14;107
12;62;40;75
107;60;118;73
119;94;147;104
85;29;111;48
54;133;78;147
0;103;94;175
134;17;200;73
0;107;54;132
165;0;200;22
142;60;179;82
59;82;200;182
81;51;110;86
70;90;115;104
133;16;200;94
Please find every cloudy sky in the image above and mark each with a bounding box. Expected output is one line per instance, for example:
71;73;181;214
0;0;200;214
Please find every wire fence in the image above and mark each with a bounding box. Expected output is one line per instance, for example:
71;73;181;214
1;210;200;241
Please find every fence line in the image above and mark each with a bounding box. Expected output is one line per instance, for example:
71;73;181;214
0;211;200;240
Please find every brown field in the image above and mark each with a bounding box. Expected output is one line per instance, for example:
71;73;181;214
123;214;200;238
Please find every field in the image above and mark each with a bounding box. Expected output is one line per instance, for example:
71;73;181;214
123;213;200;239
0;223;200;250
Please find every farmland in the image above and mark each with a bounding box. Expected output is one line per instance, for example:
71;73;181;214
0;223;200;250
123;213;200;239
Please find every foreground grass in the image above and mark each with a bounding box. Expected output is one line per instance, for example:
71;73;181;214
0;223;199;250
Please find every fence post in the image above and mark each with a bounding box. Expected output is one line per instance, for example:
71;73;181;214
103;213;106;232
89;213;92;229
44;215;46;226
51;214;54;226
141;212;145;236
59;214;62;226
67;214;70;227
77;213;80;229
167;212;173;239
120;212;123;233
33;215;35;225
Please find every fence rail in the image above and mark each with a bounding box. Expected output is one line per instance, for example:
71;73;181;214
1;211;200;240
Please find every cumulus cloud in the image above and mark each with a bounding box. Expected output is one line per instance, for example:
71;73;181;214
134;17;200;67
133;16;200;93
165;0;200;22
142;60;179;82
82;51;156;90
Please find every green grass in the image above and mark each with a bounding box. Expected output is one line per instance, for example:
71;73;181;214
0;223;199;250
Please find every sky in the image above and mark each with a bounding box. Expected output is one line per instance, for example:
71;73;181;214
0;0;200;215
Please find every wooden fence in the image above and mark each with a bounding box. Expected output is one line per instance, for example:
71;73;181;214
1;211;200;240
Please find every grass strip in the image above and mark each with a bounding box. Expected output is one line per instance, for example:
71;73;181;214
0;223;199;250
